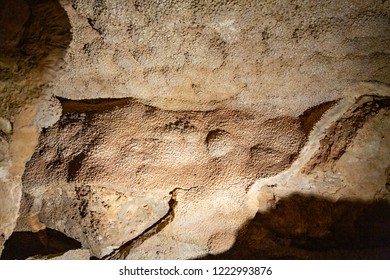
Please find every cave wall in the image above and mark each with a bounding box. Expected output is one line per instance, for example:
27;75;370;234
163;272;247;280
55;0;390;116
0;0;389;259
0;0;71;254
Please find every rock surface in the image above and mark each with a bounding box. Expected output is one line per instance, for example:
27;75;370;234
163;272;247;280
28;249;90;260
17;98;305;257
0;0;390;259
53;0;390;116
0;0;71;254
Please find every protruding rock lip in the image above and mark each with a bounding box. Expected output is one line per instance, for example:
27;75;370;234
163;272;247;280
302;95;390;174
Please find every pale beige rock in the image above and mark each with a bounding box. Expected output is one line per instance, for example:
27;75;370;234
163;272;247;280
1;0;390;259
207;232;238;255
0;105;39;254
0;135;10;180
0;118;11;134
249;90;390;211
52;0;389;117
28;249;90;260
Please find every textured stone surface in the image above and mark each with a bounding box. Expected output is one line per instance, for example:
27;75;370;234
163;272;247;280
0;105;39;253
0;0;390;259
46;248;90;260
0;0;71;120
124;88;390;259
15;85;390;260
51;0;390;117
28;249;90;260
17;98;305;257
0;0;71;254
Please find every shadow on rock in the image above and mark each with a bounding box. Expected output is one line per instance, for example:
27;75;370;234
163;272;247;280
0;228;81;260
200;193;390;260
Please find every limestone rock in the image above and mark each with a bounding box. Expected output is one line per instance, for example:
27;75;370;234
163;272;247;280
1;0;390;259
28;249;90;260
18;98;305;258
0;0;71;254
54;0;390;116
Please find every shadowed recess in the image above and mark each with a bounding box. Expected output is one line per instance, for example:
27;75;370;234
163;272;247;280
0;228;81;260
0;0;72;118
200;194;390;260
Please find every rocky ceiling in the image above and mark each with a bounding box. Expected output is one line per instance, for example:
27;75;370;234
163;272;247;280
0;0;389;260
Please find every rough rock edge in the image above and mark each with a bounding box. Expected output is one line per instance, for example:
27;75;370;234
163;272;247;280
302;94;390;174
103;188;182;260
247;83;390;211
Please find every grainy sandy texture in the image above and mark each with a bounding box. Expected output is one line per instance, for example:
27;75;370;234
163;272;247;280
18;98;305;257
53;0;390;116
1;0;390;259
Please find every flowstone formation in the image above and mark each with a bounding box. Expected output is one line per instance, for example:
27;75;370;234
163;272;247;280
1;0;390;259
17;97;305;258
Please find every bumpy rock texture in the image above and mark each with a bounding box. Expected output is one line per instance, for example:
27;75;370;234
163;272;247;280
17;98;305;257
1;0;390;259
54;0;390;116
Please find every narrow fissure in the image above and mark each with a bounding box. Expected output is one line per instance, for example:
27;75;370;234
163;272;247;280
103;189;179;260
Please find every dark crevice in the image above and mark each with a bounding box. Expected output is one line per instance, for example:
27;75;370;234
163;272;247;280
199;194;390;260
58;97;134;115
87;18;103;35
0;228;82;260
